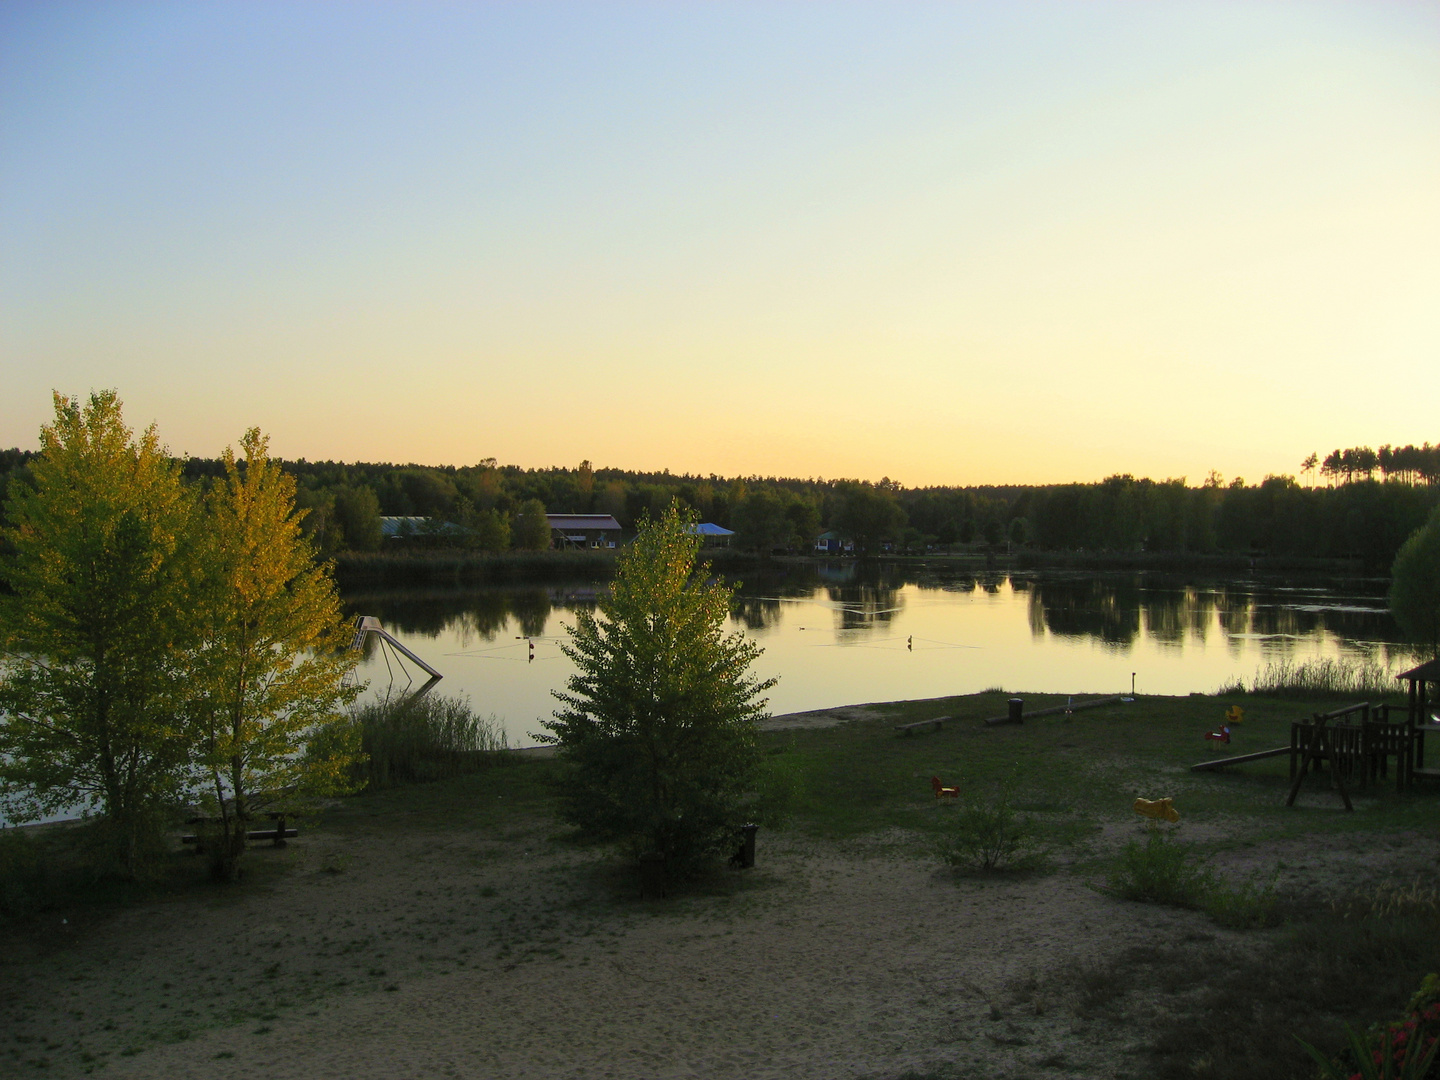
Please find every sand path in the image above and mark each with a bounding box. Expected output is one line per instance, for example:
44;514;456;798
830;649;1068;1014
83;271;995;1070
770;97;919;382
7;814;1237;1080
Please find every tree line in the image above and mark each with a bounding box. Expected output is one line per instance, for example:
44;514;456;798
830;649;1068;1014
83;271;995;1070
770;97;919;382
1303;444;1440;487
3;444;1438;570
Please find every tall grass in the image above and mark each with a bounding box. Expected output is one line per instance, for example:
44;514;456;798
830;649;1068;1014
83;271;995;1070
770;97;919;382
354;694;508;789
1219;656;1402;699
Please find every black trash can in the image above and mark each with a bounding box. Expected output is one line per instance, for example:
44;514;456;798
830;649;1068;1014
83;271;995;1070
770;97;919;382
732;823;758;869
1008;697;1024;724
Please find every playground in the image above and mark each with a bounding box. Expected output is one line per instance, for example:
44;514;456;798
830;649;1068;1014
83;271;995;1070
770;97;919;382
1188;659;1440;811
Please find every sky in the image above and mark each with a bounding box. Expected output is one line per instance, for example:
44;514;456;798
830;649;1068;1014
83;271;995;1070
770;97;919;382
2;2;1437;487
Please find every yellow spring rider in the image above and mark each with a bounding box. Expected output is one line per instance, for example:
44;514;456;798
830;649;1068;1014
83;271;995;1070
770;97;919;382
1133;796;1179;823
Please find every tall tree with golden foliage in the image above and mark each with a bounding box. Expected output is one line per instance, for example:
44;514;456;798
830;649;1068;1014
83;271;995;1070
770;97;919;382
187;429;363;881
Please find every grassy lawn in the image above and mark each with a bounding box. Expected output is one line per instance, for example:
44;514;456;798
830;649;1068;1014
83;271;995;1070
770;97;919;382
772;690;1433;846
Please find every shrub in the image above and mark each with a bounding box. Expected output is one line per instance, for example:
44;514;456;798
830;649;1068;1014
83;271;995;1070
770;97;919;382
939;785;1044;872
1298;973;1440;1079
354;694;507;789
1104;827;1280;928
1106;827;1216;907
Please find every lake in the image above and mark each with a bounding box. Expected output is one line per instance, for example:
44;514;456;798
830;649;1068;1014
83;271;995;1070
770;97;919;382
343;561;1408;748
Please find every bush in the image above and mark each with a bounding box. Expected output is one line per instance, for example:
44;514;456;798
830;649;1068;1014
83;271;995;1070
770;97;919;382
1106;827;1216;907
1205;871;1281;930
1299;973;1440;1079
1104;827;1280;928
939;785;1044;872
354;694;507;788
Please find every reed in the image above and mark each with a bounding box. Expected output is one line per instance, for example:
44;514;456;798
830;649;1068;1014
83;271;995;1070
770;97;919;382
354;694;508;789
1226;657;1401;699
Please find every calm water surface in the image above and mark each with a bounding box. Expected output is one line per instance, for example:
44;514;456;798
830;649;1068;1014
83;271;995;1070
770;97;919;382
344;563;1408;748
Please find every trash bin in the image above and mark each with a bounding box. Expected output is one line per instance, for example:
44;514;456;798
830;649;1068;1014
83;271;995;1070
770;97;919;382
1008;697;1024;724
733;823;758;869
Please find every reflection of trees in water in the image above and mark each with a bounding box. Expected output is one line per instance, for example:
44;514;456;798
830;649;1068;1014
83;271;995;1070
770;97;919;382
342;587;556;645
344;568;1410;662
1185;588;1213;641
1027;590;1048;637
509;590;552;639
731;594;783;631
1026;577;1142;647
1142;588;1188;645
826;583;904;632
1213;588;1252;639
1024;575;1406;654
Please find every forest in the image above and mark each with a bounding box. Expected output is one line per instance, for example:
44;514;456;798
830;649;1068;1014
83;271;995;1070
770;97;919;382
1;444;1437;570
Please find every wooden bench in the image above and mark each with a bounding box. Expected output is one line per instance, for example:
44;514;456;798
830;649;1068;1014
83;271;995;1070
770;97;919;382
894;716;949;735
182;812;297;851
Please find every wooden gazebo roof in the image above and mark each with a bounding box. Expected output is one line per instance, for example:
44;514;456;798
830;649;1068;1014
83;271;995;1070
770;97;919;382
1397;658;1440;684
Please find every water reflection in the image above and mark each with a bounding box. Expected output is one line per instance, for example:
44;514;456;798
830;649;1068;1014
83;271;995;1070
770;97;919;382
1027;577;1141;647
732;594;783;632
341;564;1409;747
826;583;904;633
345;569;1402;658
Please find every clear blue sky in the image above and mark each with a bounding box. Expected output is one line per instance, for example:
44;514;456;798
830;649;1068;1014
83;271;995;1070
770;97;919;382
3;2;1437;485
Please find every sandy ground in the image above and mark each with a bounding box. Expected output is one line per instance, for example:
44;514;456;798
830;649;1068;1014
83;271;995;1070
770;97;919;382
6;700;1437;1080
8;807;1435;1080
759;704;903;733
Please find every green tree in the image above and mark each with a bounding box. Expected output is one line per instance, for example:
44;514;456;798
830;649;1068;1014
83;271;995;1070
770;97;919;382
294;486;343;559
333;486;383;551
187;430;363;881
834;483;906;554
0;392;196;874
540;504;776;873
784;495;821;549
467;507;511;552
511;498;551;551
731;488;790;554
1390;507;1440;657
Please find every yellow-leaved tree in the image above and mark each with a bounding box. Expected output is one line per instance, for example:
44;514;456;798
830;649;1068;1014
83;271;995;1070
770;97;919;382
0;392;197;874
188;429;363;881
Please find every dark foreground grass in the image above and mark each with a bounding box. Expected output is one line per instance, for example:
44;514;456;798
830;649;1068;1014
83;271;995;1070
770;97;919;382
1074;881;1440;1080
